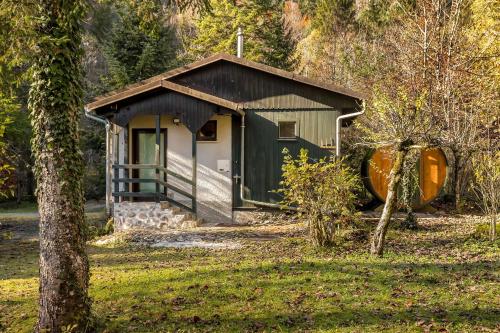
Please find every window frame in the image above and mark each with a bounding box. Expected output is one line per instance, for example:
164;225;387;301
131;128;168;198
278;121;298;141
196;120;218;142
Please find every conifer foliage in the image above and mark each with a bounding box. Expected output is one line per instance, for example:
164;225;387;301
101;1;179;89
188;0;297;70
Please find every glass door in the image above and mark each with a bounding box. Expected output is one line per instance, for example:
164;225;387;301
132;129;166;194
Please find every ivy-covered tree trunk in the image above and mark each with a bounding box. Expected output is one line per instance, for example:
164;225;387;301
401;151;418;230
29;1;90;332
371;145;409;256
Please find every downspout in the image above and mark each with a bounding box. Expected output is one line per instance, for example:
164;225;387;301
239;101;365;209
235;28;292;209
84;107;112;216
336;100;366;157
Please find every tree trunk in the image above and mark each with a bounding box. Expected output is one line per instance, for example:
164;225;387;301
491;214;497;242
452;150;463;212
371;146;408;256
29;1;90;332
16;169;22;204
36;160;90;332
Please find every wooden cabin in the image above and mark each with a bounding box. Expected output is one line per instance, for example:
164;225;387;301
86;53;365;228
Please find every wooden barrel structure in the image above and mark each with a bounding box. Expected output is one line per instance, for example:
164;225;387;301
362;148;448;208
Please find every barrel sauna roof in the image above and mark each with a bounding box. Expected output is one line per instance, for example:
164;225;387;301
85;53;367;112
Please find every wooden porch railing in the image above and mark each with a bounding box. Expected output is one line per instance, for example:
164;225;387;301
112;164;196;214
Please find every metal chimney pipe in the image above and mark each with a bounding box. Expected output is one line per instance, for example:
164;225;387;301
237;27;243;58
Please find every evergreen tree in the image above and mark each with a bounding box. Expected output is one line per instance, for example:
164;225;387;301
0;96;14;198
312;0;357;35
296;0;358;85
188;0;297;70
101;1;179;89
0;2;33;200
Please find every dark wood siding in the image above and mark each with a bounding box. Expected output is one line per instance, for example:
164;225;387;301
169;60;361;205
171;61;361;110
110;91;226;133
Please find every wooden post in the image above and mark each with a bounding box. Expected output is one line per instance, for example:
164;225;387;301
105;123;111;215
155;114;161;203
113;128;119;203
124;124;129;201
192;132;197;215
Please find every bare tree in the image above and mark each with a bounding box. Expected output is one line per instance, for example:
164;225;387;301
471;131;499;241
357;0;483;256
428;0;498;211
358;90;434;256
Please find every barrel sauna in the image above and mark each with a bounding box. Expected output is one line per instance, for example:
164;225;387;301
362;148;448;208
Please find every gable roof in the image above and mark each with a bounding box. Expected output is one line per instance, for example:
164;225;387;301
86;53;366;111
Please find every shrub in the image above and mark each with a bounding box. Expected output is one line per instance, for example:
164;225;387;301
471;150;499;241
86;217;114;240
278;148;361;247
472;222;500;240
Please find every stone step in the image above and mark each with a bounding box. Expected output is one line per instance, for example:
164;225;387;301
160;201;171;209
113;201;200;231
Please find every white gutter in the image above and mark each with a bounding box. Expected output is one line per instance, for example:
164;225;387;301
84;107;112;216
336;100;365;157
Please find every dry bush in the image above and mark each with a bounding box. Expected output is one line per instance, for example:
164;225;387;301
278;148;361;247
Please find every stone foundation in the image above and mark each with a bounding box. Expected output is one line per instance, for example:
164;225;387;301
233;210;297;226
113;201;199;230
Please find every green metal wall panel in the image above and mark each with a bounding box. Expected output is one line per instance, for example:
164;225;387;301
243;109;340;204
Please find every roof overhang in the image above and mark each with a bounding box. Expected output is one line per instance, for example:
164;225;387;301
86;79;244;116
86;53;367;113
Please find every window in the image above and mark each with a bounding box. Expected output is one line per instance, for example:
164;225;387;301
278;121;297;139
197;120;217;141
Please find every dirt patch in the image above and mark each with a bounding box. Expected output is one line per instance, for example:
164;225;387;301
93;223;305;248
150;240;242;249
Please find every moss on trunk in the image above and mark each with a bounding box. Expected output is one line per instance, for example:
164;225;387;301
29;1;91;332
370;144;409;256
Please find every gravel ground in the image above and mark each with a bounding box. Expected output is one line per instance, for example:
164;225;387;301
93;213;494;251
94;222;305;249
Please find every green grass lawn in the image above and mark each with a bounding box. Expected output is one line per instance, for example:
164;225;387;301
0;201;37;214
0;216;498;333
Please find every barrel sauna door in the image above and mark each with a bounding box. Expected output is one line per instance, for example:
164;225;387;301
419;149;447;203
364;148;447;208
367;148;393;201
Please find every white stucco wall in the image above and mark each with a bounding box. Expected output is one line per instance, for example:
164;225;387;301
126;114;233;224
195;115;233;225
